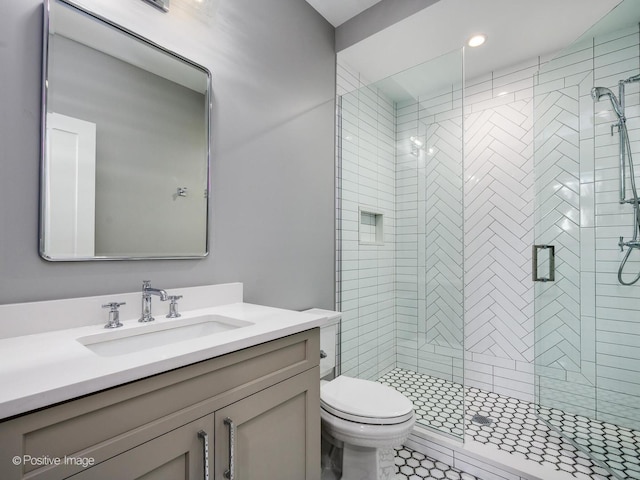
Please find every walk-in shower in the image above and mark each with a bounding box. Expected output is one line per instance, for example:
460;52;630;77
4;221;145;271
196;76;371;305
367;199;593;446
592;75;640;285
337;1;640;479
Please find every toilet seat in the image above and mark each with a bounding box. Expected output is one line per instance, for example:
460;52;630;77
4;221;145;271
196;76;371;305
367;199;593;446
321;376;414;425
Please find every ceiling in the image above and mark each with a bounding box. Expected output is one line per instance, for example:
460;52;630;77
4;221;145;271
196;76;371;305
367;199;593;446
52;1;207;93
304;0;382;27
311;0;628;98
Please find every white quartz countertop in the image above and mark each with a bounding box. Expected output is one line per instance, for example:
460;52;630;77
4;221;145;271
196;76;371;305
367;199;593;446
0;302;330;420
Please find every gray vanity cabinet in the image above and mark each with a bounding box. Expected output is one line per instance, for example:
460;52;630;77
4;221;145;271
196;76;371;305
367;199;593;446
214;369;319;479
69;414;212;479
0;329;320;480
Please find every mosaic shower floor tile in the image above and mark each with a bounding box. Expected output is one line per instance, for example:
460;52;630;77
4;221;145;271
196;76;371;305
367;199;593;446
379;368;640;479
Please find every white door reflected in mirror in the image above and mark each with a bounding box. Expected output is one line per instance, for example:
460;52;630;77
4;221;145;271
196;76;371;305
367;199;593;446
45;113;96;259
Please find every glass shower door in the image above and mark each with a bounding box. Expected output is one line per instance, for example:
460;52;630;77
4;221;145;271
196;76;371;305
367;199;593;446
533;2;640;478
336;48;465;440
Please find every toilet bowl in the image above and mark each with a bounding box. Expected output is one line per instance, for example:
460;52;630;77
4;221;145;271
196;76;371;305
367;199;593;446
320;375;415;480
304;308;415;480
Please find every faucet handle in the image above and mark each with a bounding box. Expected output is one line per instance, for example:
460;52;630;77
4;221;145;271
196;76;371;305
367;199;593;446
102;301;126;310
166;295;183;318
142;280;151;289
102;302;126;329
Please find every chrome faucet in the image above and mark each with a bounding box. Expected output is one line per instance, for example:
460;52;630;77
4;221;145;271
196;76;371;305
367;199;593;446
139;280;168;323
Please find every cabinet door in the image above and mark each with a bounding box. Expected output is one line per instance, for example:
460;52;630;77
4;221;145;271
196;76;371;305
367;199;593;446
69;414;212;480
214;368;320;480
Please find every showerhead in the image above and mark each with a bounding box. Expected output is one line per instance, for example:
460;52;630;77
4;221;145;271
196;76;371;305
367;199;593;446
591;86;625;119
591;86;614;101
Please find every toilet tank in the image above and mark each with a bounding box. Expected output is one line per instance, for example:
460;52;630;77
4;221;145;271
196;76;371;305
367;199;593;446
303;308;341;378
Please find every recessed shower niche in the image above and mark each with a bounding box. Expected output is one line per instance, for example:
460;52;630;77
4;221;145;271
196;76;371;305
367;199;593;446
358;208;384;245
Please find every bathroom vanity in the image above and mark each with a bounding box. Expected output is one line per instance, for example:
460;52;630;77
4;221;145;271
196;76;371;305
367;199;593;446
7;0;330;476
0;283;327;479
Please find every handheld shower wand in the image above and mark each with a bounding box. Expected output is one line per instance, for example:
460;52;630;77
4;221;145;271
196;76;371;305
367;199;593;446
591;86;625;119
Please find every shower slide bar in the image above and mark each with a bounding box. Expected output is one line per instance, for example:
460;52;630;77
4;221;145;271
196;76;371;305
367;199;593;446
613;74;640;204
592;73;640;284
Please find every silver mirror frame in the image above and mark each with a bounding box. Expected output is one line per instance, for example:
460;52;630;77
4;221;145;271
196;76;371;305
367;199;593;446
40;0;212;261
142;0;170;13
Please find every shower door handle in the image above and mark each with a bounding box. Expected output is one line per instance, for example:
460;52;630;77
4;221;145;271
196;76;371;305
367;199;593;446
532;245;555;282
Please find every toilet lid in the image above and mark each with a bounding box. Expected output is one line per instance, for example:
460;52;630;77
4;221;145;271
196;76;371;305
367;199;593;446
321;376;414;425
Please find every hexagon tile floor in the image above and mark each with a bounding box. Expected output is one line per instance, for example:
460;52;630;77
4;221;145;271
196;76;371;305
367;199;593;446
395;447;481;480
379;368;640;480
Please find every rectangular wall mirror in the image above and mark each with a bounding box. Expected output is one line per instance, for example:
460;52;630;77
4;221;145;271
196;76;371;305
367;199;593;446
40;0;211;261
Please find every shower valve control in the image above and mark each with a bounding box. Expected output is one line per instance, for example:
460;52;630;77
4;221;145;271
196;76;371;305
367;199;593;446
619;236;640;252
611;124;621;136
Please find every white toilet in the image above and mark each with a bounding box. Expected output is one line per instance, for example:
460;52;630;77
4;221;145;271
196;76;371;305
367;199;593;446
306;309;416;480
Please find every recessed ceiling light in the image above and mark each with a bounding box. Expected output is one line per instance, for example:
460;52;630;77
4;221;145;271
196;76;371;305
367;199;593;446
467;34;487;48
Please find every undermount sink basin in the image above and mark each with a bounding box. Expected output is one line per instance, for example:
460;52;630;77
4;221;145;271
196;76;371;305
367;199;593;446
77;314;254;357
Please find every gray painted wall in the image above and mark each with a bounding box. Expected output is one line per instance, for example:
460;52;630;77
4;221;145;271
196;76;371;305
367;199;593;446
0;0;336;312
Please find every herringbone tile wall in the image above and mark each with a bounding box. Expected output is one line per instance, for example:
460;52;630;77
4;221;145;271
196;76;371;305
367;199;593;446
388;60;540;401
464;64;537;402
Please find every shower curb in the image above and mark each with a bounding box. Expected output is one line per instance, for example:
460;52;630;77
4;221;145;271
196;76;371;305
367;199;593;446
405;426;580;480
